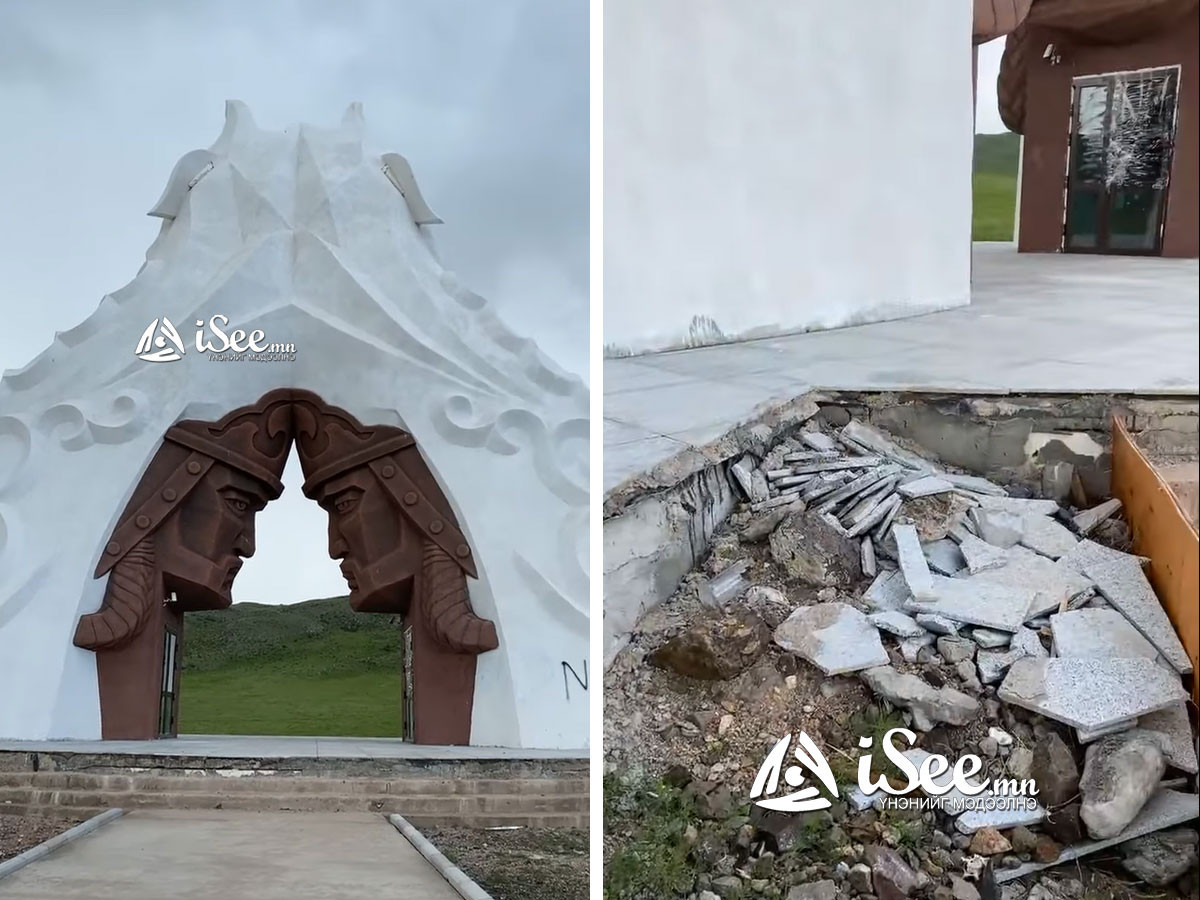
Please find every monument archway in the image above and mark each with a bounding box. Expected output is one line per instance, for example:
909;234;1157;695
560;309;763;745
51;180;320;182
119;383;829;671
74;390;498;745
0;102;588;750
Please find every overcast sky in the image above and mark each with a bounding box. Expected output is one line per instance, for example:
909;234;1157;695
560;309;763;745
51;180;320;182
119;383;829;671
0;0;587;605
976;38;1009;134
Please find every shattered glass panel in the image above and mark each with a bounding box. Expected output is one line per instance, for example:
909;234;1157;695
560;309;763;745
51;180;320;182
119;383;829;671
1105;71;1177;190
1074;85;1109;183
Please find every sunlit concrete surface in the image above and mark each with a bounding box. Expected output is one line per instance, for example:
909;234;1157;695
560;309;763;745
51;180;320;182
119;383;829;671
0;810;461;899
604;243;1200;491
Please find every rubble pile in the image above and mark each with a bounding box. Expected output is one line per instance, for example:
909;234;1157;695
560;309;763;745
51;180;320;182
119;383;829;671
605;412;1198;900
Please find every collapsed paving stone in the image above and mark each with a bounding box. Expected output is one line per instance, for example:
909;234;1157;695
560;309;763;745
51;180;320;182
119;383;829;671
863;569;912;612
923;538;965;575
769;509;862;587
915;613;959;636
1076;550;1192;674
976;627;1047;684
774;602;889;675
907;574;1035;633
957;533;1007;574
786;880;837;900
1018;514;1078;560
868;610;927;638
1139;701;1200;774
1072;498;1122;538
936;636;975;665
941;473;1006;496
650;610;772;680
894;522;935;599
968;508;1022;548
995;790;1200;883
860;666;979;731
970;495;1061;516
968;628;1011;649
998;657;1188;731
1119;827;1199;887
898;475;954;499
1079;729;1169;839
1049;608;1160;661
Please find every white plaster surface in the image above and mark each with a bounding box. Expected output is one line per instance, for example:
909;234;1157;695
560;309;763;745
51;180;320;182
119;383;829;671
0;104;588;748
603;0;973;354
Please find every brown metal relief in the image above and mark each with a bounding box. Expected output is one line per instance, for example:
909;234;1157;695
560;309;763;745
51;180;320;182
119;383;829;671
75;389;496;745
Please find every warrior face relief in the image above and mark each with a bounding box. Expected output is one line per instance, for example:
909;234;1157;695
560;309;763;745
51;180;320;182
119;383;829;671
155;464;273;609
314;466;422;612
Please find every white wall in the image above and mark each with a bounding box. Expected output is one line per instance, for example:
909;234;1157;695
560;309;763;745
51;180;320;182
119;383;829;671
604;0;975;354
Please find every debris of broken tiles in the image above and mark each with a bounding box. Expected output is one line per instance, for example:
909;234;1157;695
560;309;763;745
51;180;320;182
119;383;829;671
774;602;889;675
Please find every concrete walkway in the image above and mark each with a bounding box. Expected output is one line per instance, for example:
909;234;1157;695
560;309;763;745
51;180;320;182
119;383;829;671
604;243;1199;491
0;733;585;760
0;810;462;899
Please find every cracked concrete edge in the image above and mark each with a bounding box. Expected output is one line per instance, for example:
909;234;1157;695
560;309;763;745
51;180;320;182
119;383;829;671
0;807;124;881
603;391;826;516
386;812;495;900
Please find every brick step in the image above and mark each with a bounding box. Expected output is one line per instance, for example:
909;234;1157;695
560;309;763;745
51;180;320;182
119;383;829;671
0;771;588;797
0;801;585;829
0;787;586;816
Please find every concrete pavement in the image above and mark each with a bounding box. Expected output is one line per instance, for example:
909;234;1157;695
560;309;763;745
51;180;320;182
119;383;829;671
0;810;463;899
604;243;1199;491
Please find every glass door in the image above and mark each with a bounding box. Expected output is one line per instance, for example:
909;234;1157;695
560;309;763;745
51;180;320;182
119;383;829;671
1065;68;1178;255
159;628;179;737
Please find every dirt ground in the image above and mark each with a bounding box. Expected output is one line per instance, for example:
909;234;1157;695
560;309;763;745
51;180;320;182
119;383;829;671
0;813;82;864
420;825;588;900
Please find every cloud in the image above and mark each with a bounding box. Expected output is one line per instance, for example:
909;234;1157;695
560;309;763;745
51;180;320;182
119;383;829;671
0;0;588;604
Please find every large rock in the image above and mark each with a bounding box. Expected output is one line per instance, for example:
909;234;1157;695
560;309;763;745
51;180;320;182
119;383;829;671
863;844;928;896
1031;731;1079;808
860;666;979;731
650;610;771;680
774;602;889;675
787;881;837;900
769;509;862;587
1079;729;1169;839
1120;828;1199;886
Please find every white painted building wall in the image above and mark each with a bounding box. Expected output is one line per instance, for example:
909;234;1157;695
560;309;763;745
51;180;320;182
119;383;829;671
604;0;975;355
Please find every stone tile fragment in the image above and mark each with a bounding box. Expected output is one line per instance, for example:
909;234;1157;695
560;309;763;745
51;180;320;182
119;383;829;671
1073;498;1122;537
1018;514;1078;560
923;538;965;575
998;657;1188;731
774;602;889;675
898;476;955;499
1050;608;1159;661
894;523;935;600
958;533;1008;574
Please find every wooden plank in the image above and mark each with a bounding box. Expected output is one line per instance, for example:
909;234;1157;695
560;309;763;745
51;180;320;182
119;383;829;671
1109;415;1199;704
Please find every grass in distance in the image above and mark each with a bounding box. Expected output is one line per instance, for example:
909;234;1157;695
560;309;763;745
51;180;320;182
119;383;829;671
178;596;403;737
972;132;1019;242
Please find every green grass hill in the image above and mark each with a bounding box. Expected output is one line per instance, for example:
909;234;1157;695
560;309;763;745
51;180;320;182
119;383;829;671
972;132;1020;242
178;596;404;737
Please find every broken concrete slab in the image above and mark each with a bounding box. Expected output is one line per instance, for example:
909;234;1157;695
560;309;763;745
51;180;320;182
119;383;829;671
974;549;1092;619
774;602;889;675
915;613;959;636
899;476;955;499
923;538;965;575
1019;514;1078;560
730;454;758;500
868;610;927;639
899;633;935;662
800;432;837;453
1139;702;1199;775
846;492;902;539
998;657;1189;731
1050;608;1160;661
1059;538;1150;573
894;523;935;600
863;569;912;612
976;627;1046;684
1042;461;1074;503
791;456;883;475
955;800;1046;835
1073;498;1122;537
1076;719;1138;744
969;628;1011;650
1079;552;1193;675
968;508;1022;548
817;465;903;514
841;419;939;474
958;533;1008;574
841;480;901;529
994;790;1200;883
860;666;979;731
941;473;1006;496
907;575;1035;633
969;495;1062;517
861;537;877;578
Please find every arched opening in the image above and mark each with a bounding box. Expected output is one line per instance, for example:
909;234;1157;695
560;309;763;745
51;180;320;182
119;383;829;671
73;390;498;745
